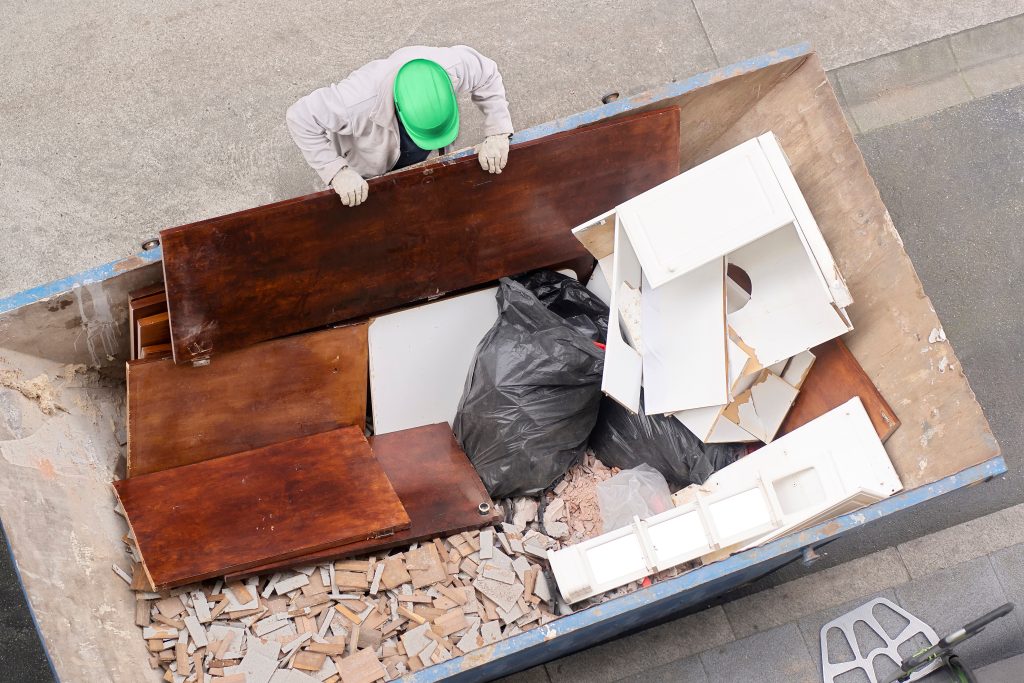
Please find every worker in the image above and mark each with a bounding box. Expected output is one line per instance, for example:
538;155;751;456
286;45;514;207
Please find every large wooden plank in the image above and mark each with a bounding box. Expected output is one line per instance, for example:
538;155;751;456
127;323;368;477
777;338;900;441
161;107;681;362
115;427;409;588
227;423;502;579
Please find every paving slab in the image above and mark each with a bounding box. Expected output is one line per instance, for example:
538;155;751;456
699;623;817;683
544;606;734;683
898;503;1024;579
988;543;1024;633
951;15;1024;97
691;0;1024;69
894;556;1024;669
497;665;552;683
723;548;910;639
617;654;707;683
0;525;54;683
834;37;972;131
975;653;1024;682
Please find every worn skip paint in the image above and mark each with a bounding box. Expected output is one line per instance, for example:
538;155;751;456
72;282;120;366
928;327;947;343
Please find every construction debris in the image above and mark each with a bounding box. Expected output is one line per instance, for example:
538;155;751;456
124;525;562;683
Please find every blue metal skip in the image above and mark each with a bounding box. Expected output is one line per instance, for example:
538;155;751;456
0;41;1006;682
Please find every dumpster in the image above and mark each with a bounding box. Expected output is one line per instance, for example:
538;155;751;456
0;43;1004;682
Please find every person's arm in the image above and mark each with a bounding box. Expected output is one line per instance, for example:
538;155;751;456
446;45;513;137
285;87;368;205
285;86;356;186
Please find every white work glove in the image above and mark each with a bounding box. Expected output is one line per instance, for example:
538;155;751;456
478;134;510;174
331;167;369;207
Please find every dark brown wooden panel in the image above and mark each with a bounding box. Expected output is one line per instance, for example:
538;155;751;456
777;338;900;441
115;426;409;588
137;312;170;348
161;107;681;362
227;423;501;579
139;343;172;360
129;291;168;360
127;323;368;477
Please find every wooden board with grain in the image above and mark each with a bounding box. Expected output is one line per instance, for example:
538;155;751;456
161;107;681;362
115;427;409;588
227;423;501;579
129;288;168;360
127;322;368;477
777;338;900;441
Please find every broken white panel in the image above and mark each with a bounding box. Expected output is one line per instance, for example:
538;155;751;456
781;350;815;390
727;224;852;367
369;287;499;435
549;479;785;603
585;255;613;307
617;282;643;354
603;218;643;412
758;132;853;308
721;371;799;443
615;137;795;288
571;208;616;261
673;404;723;442
641;259;728;414
684;398;902;522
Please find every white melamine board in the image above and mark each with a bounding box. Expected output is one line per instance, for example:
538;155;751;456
549;479;786;603
731;372;799;443
673;404;723;441
616;137;795;288
585;256;613;307
727;224;852;367
781;350;815;390
758;133;853;308
701;398;902;506
571;208;616;260
707;416;759;443
369;288;499;435
603;219;643;412
640;260;728;415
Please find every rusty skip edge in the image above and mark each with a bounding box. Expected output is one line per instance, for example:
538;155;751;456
414;455;1008;682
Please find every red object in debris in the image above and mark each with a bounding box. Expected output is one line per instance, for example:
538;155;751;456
594;341;607;351
641;577;652;588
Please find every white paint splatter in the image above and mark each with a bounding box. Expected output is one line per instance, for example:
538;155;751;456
938;356;949;373
928;327;947;344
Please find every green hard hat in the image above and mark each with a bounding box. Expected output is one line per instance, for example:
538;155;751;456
393;59;460;150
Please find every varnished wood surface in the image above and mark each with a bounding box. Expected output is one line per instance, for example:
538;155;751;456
115;426;409;588
136;311;170;348
227;423;501;579
129;290;168;360
161;107;681;362
127;323;368;476
777;338;900;441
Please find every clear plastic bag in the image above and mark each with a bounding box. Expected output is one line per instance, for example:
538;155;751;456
596;463;674;532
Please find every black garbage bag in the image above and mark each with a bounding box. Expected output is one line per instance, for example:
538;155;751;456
589;393;744;487
454;272;608;498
